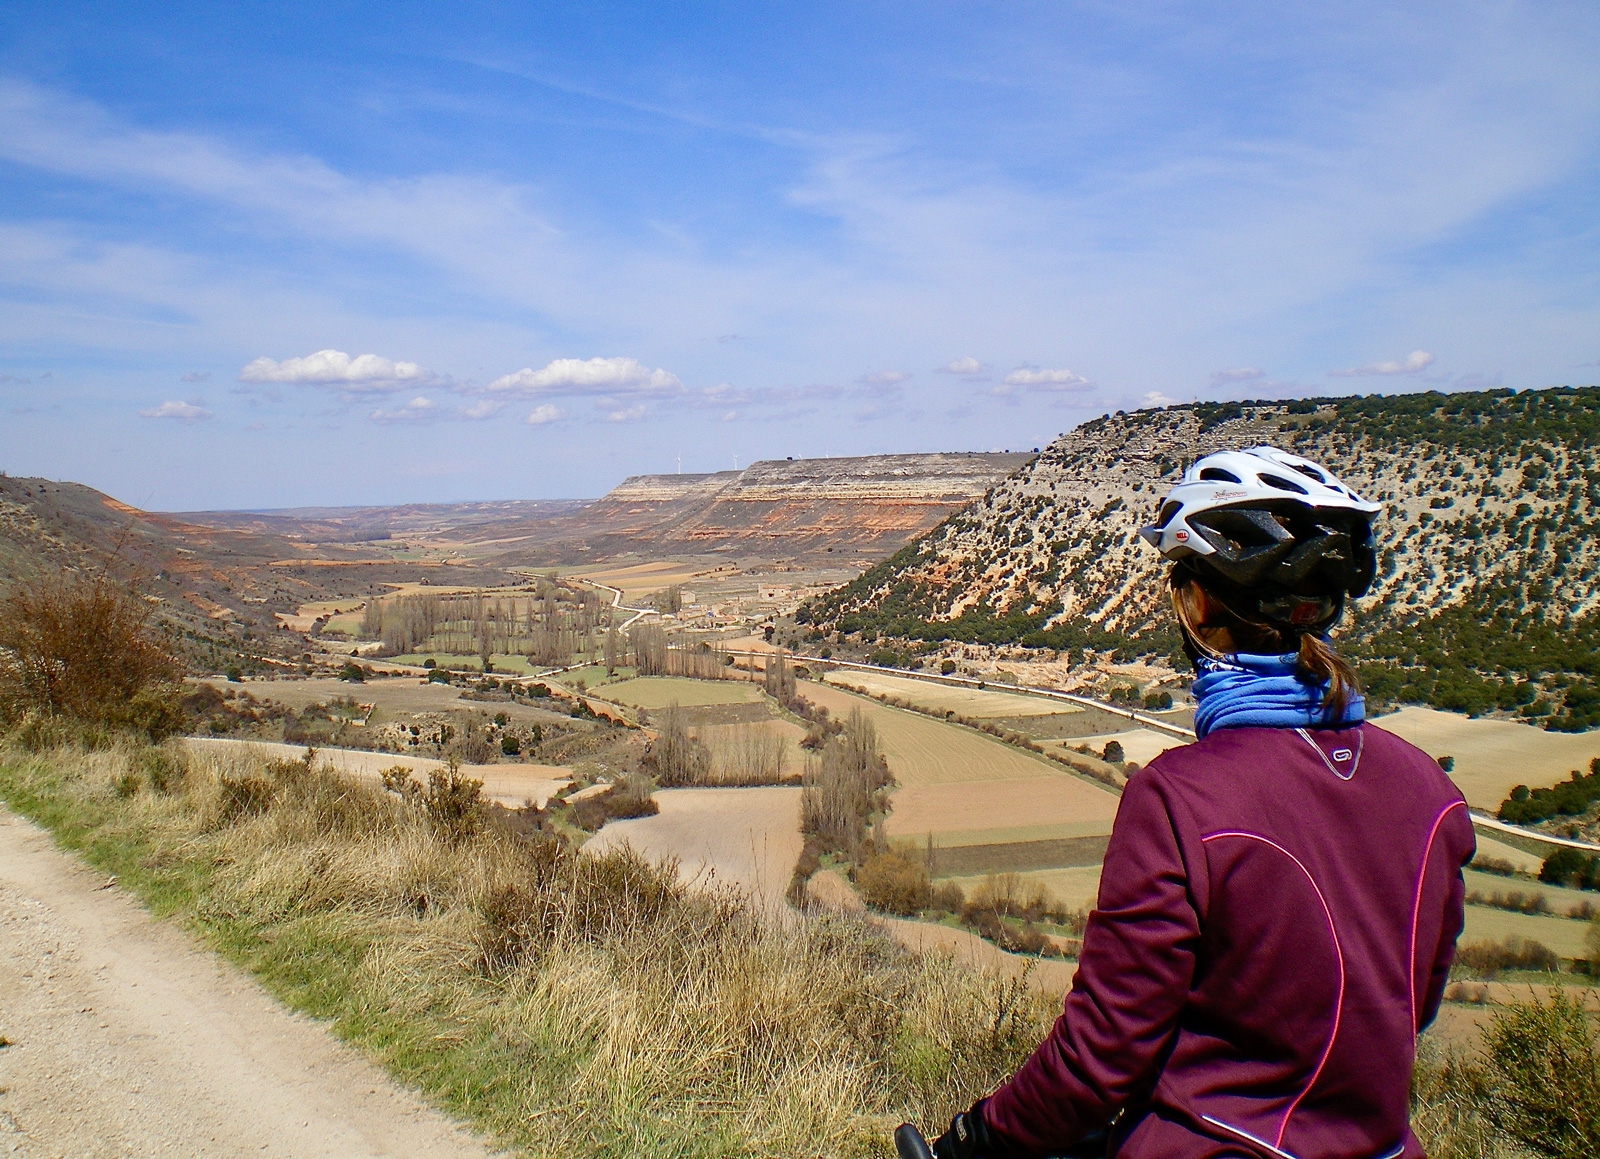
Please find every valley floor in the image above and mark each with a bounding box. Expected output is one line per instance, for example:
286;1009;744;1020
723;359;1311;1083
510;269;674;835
0;807;499;1159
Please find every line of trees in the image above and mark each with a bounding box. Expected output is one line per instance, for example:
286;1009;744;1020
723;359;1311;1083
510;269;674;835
362;580;609;666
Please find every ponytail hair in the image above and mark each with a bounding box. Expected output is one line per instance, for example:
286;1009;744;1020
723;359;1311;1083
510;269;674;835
1171;569;1360;716
1295;631;1359;719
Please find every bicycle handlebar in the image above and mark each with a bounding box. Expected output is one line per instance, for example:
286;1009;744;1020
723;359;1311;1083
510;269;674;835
895;1123;934;1159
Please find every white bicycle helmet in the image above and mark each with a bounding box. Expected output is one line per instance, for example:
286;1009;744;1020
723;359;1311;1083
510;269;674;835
1140;446;1381;630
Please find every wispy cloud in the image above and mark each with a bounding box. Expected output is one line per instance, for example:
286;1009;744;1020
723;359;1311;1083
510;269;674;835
525;404;565;425
139;399;211;421
935;356;985;376
368;396;438;422
180;370;210;383
604;404;647;423
241;349;435;392
860;369;910;386
1210;367;1265;386
1329;350;1434;377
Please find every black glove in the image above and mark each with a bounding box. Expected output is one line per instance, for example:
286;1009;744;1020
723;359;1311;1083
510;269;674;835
932;1101;1001;1159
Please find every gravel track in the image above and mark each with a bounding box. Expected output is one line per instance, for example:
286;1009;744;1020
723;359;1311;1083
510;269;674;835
0;807;500;1159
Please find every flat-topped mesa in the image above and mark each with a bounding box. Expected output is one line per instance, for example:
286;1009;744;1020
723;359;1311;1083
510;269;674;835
599;453;1033;506
723;452;1035;501
601;472;742;505
586;451;1035;556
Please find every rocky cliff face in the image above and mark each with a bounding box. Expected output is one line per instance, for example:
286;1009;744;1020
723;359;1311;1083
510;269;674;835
806;388;1600;728
585;452;1035;557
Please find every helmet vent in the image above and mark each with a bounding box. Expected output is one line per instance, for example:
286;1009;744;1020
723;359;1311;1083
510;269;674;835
1257;472;1309;495
1199;468;1241;483
1288;462;1328;484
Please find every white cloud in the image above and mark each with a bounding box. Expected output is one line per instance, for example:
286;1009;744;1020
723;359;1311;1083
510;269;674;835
460;399;505;420
368;396;438;423
525;404;566;425
1143;391;1179;408
604;404;647;422
1329;350;1434;377
485;356;681;398
860;369;910;386
1002;365;1091;390
1210;366;1264;386
240;349;431;392
936;356;984;375
139;399;211;421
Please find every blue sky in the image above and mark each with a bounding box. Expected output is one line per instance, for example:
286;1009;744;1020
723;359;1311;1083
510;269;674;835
1;2;1598;509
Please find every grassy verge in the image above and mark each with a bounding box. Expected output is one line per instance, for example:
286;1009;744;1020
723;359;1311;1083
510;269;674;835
0;734;1053;1158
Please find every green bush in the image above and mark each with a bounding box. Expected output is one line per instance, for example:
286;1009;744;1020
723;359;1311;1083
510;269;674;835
1501;761;1600;824
1483;989;1600;1158
1542;848;1599;890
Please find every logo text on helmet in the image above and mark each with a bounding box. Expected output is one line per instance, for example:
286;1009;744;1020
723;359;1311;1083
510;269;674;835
1211;489;1248;500
1174;530;1189;542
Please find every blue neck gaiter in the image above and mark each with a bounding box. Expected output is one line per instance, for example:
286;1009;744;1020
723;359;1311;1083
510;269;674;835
1192;651;1364;740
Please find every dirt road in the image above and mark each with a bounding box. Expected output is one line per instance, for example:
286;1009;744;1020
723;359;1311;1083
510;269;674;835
0;808;501;1159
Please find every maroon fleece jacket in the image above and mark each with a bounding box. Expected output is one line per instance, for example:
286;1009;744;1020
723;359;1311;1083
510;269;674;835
982;723;1474;1159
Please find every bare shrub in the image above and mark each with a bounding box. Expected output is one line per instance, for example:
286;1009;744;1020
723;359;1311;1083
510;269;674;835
801;708;891;861
0;570;182;738
570;773;660;830
644;703;711;786
1453;936;1560;978
707;723;789;786
857;848;931;915
666;641;729;679
446;722;495;765
630;623;668;676
765;649;796;704
381;758;484;843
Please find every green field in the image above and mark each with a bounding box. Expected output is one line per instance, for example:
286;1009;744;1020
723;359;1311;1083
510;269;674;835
822;670;1074;718
391;652;547;674
599;676;766;709
1459;904;1594;959
1463;868;1597;914
800;680;1064;788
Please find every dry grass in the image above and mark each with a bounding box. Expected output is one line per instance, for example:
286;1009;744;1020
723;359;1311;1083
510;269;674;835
0;736;1057;1158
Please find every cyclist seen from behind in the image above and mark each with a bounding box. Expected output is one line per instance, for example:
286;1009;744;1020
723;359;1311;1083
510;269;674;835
931;446;1474;1159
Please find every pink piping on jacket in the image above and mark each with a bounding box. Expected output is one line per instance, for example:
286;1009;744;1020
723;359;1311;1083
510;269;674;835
1201;831;1346;1151
1408;800;1468;1032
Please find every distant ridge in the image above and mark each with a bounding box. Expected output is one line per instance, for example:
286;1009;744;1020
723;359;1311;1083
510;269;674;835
179;452;1034;564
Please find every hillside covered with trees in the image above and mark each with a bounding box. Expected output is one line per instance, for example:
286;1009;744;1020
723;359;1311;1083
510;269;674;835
802;386;1600;729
